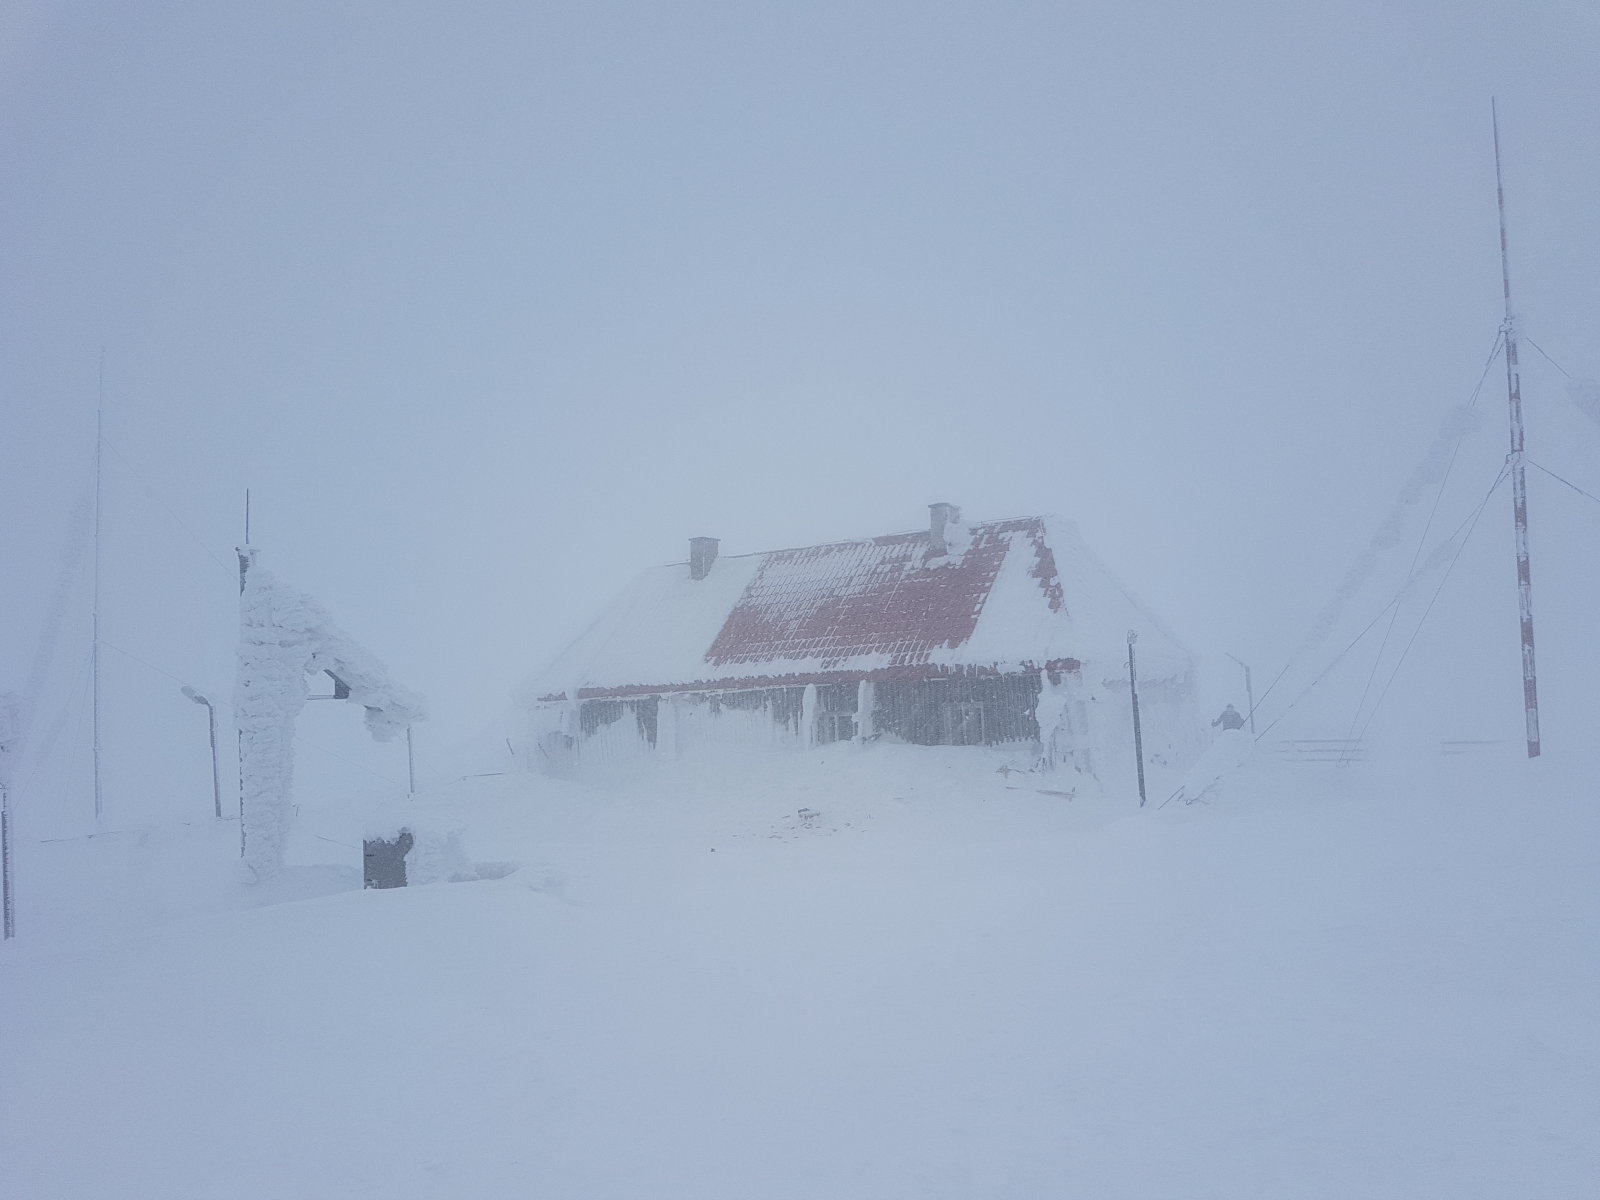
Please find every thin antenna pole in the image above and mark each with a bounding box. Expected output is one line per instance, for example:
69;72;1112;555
1128;631;1147;806
1492;100;1542;758
2;781;13;939
92;349;105;823
238;490;253;595
236;490;252;858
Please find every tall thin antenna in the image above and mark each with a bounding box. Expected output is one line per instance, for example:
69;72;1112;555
1492;99;1541;758
238;489;253;595
236;488;253;859
92;348;106;823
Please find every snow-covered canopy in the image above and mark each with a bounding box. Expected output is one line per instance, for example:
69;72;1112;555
237;565;425;879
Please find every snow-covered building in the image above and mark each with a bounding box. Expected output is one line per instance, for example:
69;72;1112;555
525;505;1199;782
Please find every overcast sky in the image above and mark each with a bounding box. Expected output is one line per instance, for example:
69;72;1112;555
4;1;1598;832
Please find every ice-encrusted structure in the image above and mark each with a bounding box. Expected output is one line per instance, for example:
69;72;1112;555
237;567;424;880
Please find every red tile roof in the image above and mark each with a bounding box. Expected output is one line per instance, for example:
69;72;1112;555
707;517;1059;670
530;513;1190;703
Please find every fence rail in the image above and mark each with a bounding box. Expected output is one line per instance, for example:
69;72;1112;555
1275;738;1365;764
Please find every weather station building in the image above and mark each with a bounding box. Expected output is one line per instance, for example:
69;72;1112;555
525;504;1199;783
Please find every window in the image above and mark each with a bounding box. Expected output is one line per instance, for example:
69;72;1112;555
940;700;988;746
816;710;857;744
814;683;859;744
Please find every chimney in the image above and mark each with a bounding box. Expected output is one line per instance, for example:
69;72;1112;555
689;536;719;580
928;502;961;556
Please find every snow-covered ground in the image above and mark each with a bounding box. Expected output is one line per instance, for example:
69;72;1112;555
2;743;1596;1198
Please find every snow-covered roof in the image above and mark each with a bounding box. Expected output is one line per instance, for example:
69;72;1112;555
530;515;1191;701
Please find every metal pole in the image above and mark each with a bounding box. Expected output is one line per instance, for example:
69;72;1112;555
1128;630;1147;807
182;687;224;820
1493;100;1542;758
236;519;252;858
1226;653;1256;734
406;725;416;797
2;695;17;938
206;702;222;820
92;350;105;826
2;783;14;940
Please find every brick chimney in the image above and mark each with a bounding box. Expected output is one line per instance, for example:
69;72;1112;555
928;502;961;556
689;537;719;580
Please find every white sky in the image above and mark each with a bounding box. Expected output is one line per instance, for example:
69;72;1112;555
4;1;1598;831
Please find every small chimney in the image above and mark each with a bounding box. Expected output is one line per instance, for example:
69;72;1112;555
928;502;961;556
689;536;719;580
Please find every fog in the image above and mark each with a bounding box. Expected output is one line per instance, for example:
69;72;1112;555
4;2;1598;833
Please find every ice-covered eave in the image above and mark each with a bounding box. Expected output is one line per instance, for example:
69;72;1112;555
535;654;1087;703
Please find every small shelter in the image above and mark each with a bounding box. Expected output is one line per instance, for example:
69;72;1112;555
525;504;1198;781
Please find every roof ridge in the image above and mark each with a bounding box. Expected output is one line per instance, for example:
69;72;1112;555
659;514;1045;566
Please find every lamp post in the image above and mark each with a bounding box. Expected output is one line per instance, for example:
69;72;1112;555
181;686;224;820
1225;653;1256;735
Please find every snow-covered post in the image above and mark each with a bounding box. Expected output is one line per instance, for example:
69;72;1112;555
1033;672;1070;770
800;683;818;749
653;693;675;759
1;691;20;939
236;568;424;881
0;780;12;941
855;680;875;742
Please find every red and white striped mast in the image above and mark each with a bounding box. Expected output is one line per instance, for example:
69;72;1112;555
1492;100;1541;757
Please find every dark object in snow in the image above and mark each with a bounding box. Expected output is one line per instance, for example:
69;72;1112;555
1212;704;1245;731
363;828;413;890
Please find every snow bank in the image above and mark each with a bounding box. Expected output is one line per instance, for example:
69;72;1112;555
2;744;1595;1198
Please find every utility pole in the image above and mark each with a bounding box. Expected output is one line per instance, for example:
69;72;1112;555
1128;630;1147;807
1493;100;1542;758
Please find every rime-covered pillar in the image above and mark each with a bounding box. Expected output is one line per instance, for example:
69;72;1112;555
800;684;818;749
237;571;312;880
855;680;875;742
657;693;680;758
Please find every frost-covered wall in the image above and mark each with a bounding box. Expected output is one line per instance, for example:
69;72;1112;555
531;663;1201;785
236;567;425;880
